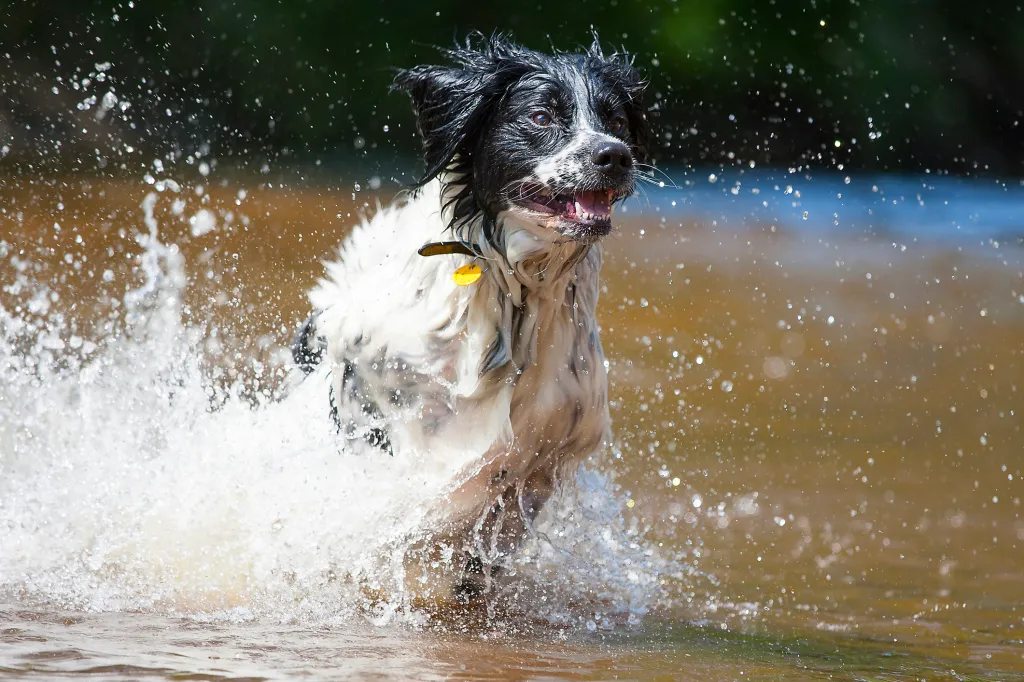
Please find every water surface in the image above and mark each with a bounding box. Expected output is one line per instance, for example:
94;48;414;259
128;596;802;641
1;174;1022;679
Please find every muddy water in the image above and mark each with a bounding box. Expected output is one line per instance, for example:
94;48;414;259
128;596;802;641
1;176;1023;679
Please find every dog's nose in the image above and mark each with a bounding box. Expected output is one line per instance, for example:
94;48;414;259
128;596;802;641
591;141;633;174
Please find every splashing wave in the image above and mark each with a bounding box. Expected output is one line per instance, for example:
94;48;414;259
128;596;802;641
0;189;675;628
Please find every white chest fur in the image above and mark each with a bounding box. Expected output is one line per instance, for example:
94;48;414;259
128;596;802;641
308;181;610;527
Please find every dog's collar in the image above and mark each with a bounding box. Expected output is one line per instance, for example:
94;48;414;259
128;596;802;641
418;241;487;286
417;241;479;258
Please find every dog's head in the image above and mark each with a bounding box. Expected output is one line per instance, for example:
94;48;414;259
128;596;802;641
393;33;650;245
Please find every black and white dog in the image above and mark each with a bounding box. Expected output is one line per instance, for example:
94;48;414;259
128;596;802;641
294;33;650;591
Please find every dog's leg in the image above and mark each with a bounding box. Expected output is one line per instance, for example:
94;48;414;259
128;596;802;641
453;464;558;602
518;466;556;529
454;553;488;603
455;483;515;603
291;312;324;374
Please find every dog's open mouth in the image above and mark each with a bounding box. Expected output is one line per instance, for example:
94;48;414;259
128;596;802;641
516;185;616;227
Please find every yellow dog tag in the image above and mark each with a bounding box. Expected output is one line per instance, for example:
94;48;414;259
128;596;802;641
453;263;483;286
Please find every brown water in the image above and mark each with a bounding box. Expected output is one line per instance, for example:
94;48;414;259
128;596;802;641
1;177;1023;680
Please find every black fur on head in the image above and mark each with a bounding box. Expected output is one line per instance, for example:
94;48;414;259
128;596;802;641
392;32;651;246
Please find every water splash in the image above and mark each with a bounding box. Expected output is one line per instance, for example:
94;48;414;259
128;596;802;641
0;188;675;628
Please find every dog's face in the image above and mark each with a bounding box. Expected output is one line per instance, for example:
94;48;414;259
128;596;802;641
475;63;645;242
394;34;650;244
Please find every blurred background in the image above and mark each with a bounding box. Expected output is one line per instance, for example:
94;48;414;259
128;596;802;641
2;0;1023;179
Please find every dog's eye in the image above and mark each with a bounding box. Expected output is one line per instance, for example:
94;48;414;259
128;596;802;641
531;111;552;127
609;116;628;136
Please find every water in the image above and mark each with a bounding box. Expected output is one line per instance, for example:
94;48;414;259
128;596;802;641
657;170;1024;243
1;174;1023;679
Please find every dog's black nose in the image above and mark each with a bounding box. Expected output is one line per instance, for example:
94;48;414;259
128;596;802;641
591;141;633;174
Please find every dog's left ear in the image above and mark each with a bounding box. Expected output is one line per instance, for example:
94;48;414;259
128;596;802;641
586;35;651;167
393;34;527;185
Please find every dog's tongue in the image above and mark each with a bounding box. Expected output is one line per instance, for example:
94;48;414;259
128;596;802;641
573;190;611;217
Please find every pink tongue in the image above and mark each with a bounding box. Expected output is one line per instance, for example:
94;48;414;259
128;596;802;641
574;190;611;216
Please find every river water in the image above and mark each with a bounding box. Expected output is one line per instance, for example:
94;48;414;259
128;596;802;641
1;171;1022;679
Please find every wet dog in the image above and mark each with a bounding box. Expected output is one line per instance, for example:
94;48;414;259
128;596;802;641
293;33;650;595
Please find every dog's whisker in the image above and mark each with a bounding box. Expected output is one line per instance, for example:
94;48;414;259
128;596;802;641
635;163;682;189
635;184;655;210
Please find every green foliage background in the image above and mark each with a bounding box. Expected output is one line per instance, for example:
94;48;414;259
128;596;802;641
2;0;1022;175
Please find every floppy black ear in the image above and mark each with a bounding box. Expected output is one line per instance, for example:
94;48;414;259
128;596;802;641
393;35;529;186
392;66;476;184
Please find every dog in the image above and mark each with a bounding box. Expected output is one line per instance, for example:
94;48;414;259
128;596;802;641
293;33;650;596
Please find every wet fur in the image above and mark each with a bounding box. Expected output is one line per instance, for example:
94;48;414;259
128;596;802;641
293;33;650;594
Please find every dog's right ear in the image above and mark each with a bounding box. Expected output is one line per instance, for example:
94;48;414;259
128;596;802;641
392;35;528;186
